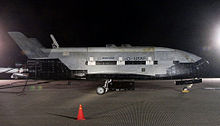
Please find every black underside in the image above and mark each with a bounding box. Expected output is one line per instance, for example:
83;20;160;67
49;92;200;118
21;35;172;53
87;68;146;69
86;73;198;80
26;59;208;80
86;74;155;80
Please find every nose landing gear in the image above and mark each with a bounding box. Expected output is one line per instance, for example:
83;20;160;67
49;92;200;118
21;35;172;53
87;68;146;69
182;84;193;93
176;78;202;93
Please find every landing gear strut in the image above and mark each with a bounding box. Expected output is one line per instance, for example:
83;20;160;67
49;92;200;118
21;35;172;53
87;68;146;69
96;79;112;95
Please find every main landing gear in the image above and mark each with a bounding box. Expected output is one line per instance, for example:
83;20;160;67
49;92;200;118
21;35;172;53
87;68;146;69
96;79;112;95
96;79;135;95
175;78;202;93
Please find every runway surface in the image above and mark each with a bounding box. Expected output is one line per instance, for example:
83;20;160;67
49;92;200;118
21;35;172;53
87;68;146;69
0;78;220;126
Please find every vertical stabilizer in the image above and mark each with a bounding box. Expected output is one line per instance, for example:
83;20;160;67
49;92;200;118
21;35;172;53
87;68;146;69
8;32;47;59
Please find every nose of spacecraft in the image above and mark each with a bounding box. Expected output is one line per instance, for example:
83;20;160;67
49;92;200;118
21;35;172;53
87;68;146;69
195;58;209;71
182;51;209;70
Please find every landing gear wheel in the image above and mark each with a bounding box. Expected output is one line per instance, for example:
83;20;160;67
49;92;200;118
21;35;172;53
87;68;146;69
96;86;105;95
182;87;189;93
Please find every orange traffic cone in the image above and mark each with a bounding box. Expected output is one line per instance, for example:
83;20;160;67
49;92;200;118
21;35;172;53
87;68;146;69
77;104;86;120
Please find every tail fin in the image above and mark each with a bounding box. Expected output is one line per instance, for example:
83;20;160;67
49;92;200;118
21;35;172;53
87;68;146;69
8;32;47;59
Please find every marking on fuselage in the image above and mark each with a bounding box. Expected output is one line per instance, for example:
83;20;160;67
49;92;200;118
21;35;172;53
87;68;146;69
125;56;147;61
102;57;115;60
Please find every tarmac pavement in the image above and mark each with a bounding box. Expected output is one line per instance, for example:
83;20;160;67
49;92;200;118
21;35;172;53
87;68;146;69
0;79;220;126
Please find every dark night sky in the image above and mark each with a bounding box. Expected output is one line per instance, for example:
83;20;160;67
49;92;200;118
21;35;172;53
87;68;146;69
0;0;220;76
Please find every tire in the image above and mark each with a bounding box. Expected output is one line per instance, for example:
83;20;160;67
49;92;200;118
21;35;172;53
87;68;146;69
183;87;188;90
96;86;105;95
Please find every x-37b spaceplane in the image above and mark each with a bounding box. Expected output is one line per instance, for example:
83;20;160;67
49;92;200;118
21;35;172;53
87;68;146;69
5;32;209;94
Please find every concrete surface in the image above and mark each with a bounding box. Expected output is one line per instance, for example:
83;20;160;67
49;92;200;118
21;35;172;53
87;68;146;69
0;79;220;126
